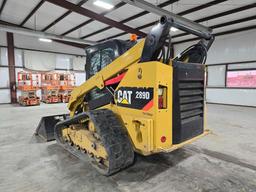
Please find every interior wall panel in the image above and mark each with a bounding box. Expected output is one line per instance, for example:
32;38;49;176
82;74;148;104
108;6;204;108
14;33;85;55
73;57;86;71
0;48;8;66
24;50;56;71
0;89;11;104
0;31;7;46
207;65;226;87
75;72;86;86
15;49;23;67
207;30;256;64
56;54;73;70
228;63;256;70
0;68;9;87
206;88;256;107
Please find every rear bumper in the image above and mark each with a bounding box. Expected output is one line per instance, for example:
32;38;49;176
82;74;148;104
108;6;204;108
135;129;210;156
159;129;210;153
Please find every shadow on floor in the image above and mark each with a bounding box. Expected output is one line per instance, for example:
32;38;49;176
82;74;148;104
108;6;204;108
33;135;194;184
111;148;193;182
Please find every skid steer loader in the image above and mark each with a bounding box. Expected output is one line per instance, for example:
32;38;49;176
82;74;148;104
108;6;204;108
35;14;214;175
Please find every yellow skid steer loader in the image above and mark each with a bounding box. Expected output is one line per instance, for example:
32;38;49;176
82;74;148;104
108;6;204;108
35;14;214;175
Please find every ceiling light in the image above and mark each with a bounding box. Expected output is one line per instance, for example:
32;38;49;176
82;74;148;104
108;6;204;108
93;0;114;10
39;38;52;43
170;27;178;32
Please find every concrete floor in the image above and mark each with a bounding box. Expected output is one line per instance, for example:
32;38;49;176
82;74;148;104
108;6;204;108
0;103;256;192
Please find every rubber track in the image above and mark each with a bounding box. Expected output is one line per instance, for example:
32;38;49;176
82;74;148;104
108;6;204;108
54;109;134;175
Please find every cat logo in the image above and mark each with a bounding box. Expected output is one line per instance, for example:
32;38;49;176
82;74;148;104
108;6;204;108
116;87;154;109
117;90;133;105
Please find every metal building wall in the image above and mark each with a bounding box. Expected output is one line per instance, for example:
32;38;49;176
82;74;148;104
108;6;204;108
0;31;86;104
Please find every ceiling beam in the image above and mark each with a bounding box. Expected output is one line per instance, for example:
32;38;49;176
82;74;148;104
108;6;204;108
173;15;256;39
0;19;92;48
0;20;17;27
61;1;126;36
81;0;179;39
20;0;45;26
211;15;256;29
101;1;256;42
45;0;146;37
54;39;88;48
62;19;96;36
173;24;256;45
42;0;89;32
214;25;256;37
97;0;226;42
0;22;95;44
178;0;227;16
172;2;256;39
0;0;7;15
196;2;256;23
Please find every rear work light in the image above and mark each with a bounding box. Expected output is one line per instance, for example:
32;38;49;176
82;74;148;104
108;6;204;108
158;86;167;109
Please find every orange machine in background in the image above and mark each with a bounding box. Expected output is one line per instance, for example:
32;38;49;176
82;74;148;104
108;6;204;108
17;71;40;106
59;72;75;103
41;72;61;103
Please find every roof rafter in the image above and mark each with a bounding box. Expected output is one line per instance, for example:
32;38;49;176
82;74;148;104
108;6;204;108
97;0;227;42
61;1;126;36
171;2;256;39
178;0;227;16
105;1;256;42
196;2;256;23
173;14;256;39
20;0;45;26
81;0;179;39
42;0;89;32
45;0;146;37
0;19;89;48
173;24;256;45
0;0;7;15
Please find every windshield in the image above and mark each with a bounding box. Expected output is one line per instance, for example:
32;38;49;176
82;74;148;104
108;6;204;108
89;47;115;78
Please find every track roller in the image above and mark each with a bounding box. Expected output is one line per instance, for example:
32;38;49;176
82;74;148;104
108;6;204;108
54;109;134;175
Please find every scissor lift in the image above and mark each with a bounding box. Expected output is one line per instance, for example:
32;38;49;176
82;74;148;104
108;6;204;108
41;72;61;104
17;71;40;106
59;72;75;103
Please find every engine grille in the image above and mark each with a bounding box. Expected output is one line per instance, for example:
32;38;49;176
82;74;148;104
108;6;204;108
179;81;204;122
172;62;205;144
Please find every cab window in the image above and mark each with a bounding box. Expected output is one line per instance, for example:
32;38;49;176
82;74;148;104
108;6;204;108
89;48;115;77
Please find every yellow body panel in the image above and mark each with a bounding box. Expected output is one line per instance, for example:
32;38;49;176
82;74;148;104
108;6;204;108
109;62;173;155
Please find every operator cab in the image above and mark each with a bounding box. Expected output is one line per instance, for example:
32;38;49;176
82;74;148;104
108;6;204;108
85;39;135;79
84;39;136;110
